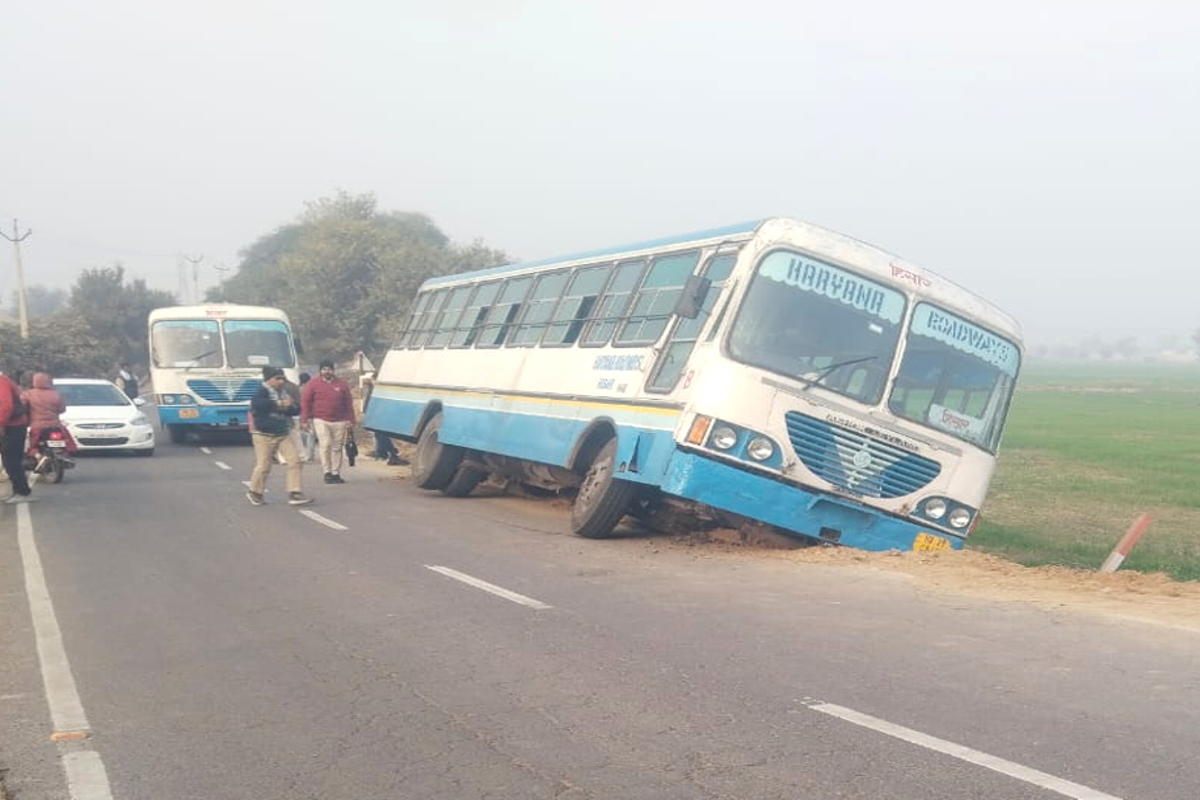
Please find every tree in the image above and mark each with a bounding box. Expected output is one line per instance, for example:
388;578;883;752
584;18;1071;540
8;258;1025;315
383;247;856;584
212;191;508;360
7;285;69;319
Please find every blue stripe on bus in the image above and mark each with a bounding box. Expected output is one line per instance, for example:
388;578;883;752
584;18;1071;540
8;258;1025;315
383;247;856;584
363;390;681;484
421;220;765;288
660;450;963;552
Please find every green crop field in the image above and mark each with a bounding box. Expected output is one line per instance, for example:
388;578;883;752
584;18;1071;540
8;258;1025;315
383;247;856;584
972;360;1200;581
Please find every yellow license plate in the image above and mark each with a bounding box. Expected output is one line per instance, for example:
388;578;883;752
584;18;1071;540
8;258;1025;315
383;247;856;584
913;532;951;551
179;408;200;419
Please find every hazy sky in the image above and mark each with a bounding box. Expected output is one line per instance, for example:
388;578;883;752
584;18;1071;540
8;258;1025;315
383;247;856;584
2;0;1197;349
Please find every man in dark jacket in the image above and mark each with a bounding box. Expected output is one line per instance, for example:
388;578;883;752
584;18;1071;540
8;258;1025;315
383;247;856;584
0;369;34;503
246;367;312;506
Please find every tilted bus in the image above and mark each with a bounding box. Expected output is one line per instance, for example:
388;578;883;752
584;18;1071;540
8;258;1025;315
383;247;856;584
148;304;301;443
363;218;1023;551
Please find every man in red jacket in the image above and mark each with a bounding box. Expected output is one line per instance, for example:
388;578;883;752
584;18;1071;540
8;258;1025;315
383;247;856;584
0;369;35;503
300;359;356;484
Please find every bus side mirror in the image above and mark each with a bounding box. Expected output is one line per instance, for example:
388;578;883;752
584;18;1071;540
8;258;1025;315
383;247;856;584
674;275;712;319
294;336;305;356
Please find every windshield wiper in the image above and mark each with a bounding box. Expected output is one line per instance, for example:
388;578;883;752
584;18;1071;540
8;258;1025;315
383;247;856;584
798;356;877;391
182;350;218;370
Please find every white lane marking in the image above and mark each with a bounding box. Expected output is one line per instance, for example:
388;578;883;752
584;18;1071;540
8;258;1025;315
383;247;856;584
425;565;552;610
64;751;113;800
214;461;231;471
298;509;348;530
16;504;115;800
200;447;212;454
806;700;1123;800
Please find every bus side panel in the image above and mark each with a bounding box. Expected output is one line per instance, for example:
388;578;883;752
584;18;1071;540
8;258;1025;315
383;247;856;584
361;387;426;439
659;449;964;552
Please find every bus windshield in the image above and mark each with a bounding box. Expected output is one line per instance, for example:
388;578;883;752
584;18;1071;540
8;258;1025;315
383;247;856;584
151;320;222;368
224;320;295;368
151;319;295;369
728;249;905;404
888;303;1020;452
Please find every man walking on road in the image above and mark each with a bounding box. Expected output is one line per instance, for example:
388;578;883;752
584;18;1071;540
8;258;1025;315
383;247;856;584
301;359;355;484
0;369;35;504
246;367;312;507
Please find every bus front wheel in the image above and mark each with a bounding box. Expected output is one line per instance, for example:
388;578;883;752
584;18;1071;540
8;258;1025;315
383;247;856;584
413;412;463;490
571;438;636;539
167;424;187;444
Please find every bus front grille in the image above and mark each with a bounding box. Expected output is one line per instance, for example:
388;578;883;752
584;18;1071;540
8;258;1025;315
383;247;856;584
784;412;941;498
186;378;259;403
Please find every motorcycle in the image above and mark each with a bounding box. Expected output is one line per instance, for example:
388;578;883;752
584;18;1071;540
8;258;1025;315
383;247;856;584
24;426;76;484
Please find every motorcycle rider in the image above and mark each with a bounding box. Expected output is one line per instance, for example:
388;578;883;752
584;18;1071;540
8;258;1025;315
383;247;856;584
22;372;78;457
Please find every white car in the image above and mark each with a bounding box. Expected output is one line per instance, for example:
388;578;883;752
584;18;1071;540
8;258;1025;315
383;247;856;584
56;378;155;455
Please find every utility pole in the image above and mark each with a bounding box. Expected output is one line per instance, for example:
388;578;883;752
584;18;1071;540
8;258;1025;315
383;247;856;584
182;253;204;303
0;219;33;338
212;263;230;299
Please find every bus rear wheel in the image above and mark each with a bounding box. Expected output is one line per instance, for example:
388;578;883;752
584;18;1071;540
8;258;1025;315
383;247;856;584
413;412;464;490
571;438;636;539
442;466;486;497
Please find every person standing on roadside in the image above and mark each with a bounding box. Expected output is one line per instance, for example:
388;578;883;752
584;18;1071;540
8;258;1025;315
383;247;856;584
116;362;139;400
297;371;318;462
246;366;312;507
0;369;35;504
301;359;356;484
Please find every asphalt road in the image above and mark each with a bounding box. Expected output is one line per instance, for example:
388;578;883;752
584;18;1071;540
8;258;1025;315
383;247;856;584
1;428;1197;800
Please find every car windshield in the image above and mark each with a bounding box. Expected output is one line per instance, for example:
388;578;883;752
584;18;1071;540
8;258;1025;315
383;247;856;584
727;250;906;405
59;384;131;407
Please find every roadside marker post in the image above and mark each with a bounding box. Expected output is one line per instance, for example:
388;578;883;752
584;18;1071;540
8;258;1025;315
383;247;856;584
1099;512;1152;573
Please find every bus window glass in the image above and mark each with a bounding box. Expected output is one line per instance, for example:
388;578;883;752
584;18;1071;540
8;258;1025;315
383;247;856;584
476;277;532;348
151;320;222;368
427;285;475;348
509;271;570;347
581;260;645;346
544;265;613;346
224;320;295;368
450;281;501;348
889;303;1020;452
646;253;738;391
404;292;439;349
616;252;700;346
728;249;905;405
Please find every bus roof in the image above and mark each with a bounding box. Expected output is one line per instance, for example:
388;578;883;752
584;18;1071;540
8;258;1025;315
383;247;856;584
148;303;292;321
421;219;766;289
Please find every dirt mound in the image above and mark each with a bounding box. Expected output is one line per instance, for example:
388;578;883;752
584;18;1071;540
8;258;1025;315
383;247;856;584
664;531;1200;633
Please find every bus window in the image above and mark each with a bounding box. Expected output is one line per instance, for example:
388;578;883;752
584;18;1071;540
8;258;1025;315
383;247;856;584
509;271;570;347
544;264;613;347
151;320;222;368
581;260;646;347
224;320;294;368
646;253;737;391
404;291;446;349
427;285;475;349
450;281;501;348
475;277;532;348
616;252;700;346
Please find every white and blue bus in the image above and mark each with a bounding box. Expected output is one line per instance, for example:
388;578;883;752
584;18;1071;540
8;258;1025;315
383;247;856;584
364;218;1022;552
148;304;301;443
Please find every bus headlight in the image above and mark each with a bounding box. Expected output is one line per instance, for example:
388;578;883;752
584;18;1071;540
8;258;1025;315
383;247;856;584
948;507;972;529
923;498;947;519
746;436;774;461
710;426;738;450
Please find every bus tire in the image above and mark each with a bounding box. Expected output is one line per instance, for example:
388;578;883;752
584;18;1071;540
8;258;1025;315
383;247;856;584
167;425;187;444
442;466;486;497
571;438;636;539
413;412;463;491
